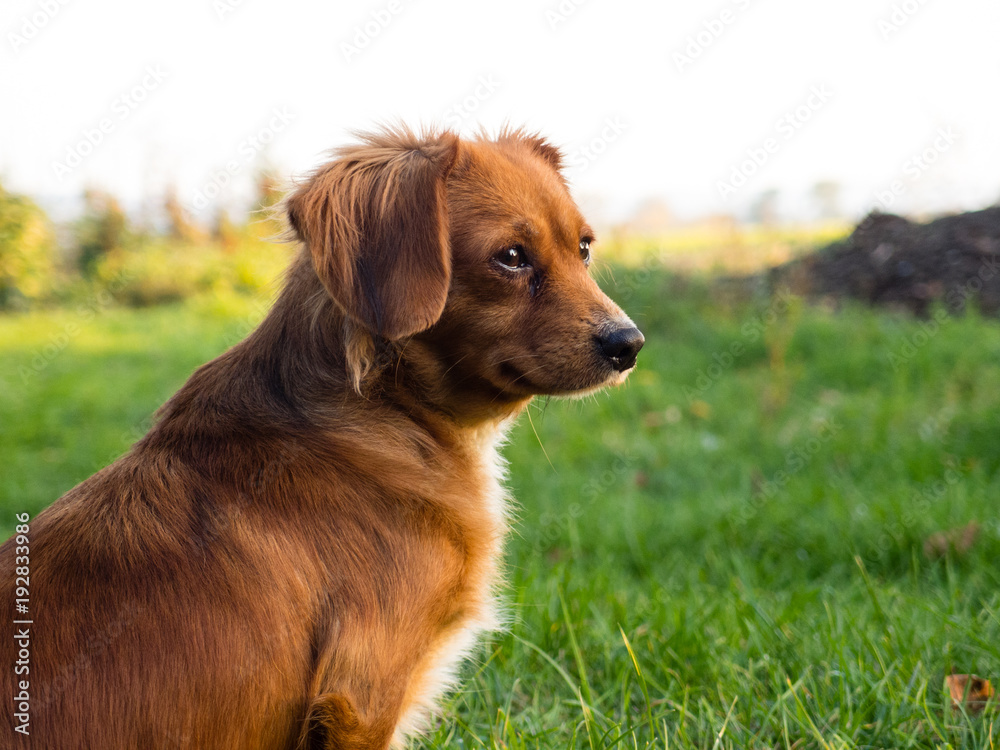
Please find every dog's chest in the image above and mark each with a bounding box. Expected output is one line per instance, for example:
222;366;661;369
391;431;511;745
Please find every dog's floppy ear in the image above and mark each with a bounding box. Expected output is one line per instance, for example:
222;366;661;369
287;130;459;340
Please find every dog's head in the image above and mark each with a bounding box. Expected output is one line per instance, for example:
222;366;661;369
286;127;643;416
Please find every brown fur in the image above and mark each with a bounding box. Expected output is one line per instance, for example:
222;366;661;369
0;126;642;749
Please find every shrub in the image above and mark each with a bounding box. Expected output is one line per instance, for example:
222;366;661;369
0;183;57;309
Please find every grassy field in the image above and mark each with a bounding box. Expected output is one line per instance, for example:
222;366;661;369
2;262;1000;749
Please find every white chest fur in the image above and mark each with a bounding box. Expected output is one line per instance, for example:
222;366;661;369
391;425;513;747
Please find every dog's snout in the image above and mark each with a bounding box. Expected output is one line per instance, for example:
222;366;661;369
598;325;644;371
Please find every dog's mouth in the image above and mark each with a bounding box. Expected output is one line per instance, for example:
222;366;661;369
489;318;644;398
606;367;634;387
560;363;636;399
496;352;638;398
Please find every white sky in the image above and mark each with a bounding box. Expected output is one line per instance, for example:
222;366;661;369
2;0;999;226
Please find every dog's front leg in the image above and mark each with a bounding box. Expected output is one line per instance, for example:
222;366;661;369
296;692;397;750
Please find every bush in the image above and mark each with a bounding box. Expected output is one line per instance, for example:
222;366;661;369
94;230;292;307
0;183;58;309
75;189;130;276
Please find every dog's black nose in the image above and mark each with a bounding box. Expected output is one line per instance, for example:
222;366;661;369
598;326;644;371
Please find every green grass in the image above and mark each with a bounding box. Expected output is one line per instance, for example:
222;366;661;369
2;266;999;749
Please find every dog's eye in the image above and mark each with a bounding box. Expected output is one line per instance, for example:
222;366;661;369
496;245;529;269
579;239;592;266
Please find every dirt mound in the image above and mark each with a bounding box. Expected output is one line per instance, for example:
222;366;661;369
766;207;1000;316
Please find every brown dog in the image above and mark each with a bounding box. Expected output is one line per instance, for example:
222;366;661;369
0;127;643;749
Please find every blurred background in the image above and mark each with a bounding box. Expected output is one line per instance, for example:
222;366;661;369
3;1;1000;747
3;0;1000;305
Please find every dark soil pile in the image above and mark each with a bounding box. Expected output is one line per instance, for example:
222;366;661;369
765;207;1000;316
